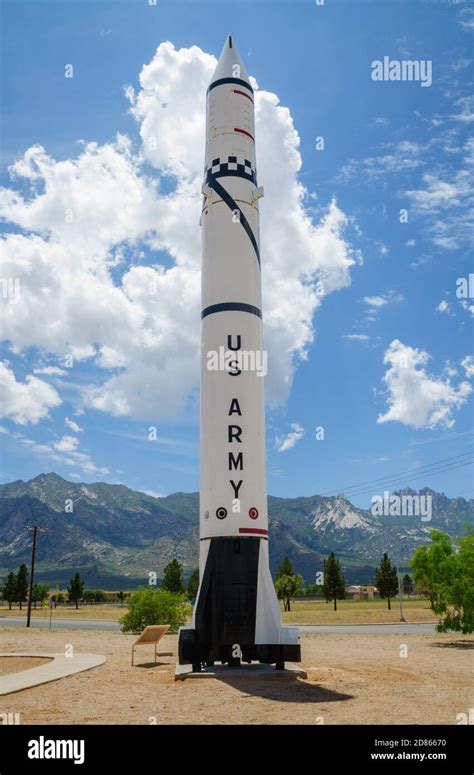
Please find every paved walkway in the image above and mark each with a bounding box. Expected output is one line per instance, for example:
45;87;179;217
0;652;106;695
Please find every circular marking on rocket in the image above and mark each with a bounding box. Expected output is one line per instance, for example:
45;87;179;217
216;507;228;519
204;510;209;519
249;507;259;519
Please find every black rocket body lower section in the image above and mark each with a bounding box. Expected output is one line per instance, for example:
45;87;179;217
179;538;301;668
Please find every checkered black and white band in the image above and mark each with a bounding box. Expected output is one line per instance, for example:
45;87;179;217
205;155;257;185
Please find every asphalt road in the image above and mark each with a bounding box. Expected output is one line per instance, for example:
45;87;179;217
300;623;437;634
0;616;437;634
0;616;120;631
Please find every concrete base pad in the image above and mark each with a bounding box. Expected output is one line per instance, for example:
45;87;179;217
0;652;106;695
175;662;307;681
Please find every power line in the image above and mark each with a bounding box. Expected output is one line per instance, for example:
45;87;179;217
342;458;474;499
337;459;474;499
335;459;474;500
321;449;473;496
320;449;474;497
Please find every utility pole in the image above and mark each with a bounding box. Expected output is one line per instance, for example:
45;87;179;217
396;558;406;623
26;526;47;628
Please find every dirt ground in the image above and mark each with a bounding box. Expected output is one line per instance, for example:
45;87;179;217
0;628;472;725
0;656;52;677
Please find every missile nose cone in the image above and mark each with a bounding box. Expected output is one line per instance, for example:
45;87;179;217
210;34;250;85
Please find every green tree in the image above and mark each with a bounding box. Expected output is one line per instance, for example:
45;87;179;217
300;583;325;598
411;532;452;608
161;559;185;594
31;583;49;609
375;553;398;610
67;572;85;609
2;571;17;610
402;573;414;596
323;552;346;611
120;587;188;633
277;556;293;579
17;564;29;610
186;569;199;601
117;590;126;607
414;577;433;602
322;560;330;603
275;573;303;611
411;529;474;634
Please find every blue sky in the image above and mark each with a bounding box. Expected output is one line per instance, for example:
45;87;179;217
0;0;473;505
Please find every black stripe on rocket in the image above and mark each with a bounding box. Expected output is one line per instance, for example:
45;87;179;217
206;175;261;268
201;302;262;319
206;167;256;185
207;77;254;95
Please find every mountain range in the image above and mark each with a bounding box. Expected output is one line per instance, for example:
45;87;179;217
0;473;472;587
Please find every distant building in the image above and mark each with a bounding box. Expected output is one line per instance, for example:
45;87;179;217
346;585;378;600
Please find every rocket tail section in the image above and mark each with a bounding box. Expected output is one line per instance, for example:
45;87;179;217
255;540;282;644
179;536;301;667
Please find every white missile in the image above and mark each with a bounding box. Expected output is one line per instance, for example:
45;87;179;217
178;35;301;670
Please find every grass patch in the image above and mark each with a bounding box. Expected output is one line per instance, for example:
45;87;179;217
1;597;437;625
281;598;436;625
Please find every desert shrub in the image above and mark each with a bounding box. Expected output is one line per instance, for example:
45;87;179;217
119;587;188;633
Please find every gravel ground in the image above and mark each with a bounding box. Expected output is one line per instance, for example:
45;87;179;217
0;657;52;677
0;628;472;725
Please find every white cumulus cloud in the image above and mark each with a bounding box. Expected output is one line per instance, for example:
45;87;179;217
275;423;304;452
0;42;358;421
53;435;80;453
0;362;61;425
404;140;473;251
377;340;472;429
65;417;83;433
364;291;404;310
461;355;474;378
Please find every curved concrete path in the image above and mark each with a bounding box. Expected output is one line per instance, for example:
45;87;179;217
0;652;106;695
